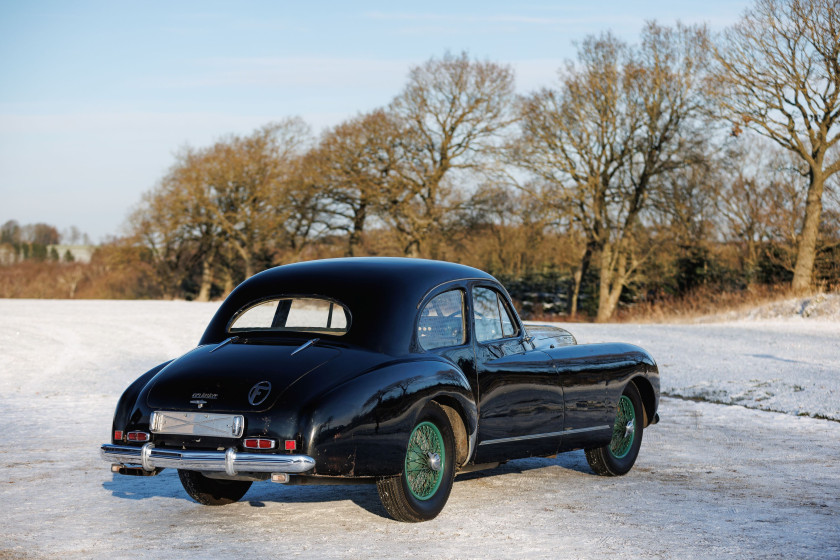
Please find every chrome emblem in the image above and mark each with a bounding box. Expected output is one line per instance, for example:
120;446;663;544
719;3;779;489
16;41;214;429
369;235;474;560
190;392;218;409
248;381;272;406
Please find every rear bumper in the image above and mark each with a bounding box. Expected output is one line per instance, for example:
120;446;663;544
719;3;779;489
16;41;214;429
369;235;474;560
101;443;315;476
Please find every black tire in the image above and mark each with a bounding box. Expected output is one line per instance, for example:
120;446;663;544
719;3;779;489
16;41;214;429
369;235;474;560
585;382;644;476
177;470;252;506
376;402;455;522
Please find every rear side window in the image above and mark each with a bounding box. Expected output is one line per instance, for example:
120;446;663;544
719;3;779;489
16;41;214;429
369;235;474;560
473;287;519;342
418;290;466;350
229;297;349;336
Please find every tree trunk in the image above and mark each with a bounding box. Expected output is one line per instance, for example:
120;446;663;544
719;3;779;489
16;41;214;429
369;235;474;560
791;171;825;295
404;237;421;258
196;251;216;302
347;205;367;257
221;268;235;296
595;245;627;323
569;243;594;318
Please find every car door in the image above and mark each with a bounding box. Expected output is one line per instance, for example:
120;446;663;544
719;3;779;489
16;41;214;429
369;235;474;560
471;284;564;463
550;344;615;452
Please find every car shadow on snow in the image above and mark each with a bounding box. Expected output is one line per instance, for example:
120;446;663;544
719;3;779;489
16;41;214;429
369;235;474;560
102;470;186;501
101;451;594;519
454;450;593;482
101;470;391;518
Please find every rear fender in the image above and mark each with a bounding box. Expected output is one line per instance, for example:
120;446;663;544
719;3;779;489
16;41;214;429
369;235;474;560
110;360;173;440
301;359;476;477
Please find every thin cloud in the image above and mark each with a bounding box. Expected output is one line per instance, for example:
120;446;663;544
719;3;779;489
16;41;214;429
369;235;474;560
147;56;413;90
364;10;738;31
366;12;569;25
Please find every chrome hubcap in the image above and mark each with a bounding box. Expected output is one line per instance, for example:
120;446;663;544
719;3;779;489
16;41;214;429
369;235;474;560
427;452;441;472
624;419;635;439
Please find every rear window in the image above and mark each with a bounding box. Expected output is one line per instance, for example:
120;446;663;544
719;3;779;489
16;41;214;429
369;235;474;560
228;297;350;336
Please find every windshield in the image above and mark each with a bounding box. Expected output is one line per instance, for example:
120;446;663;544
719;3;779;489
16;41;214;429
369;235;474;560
228;297;350;336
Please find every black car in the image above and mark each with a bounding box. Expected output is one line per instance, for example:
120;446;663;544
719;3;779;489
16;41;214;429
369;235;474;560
101;258;659;522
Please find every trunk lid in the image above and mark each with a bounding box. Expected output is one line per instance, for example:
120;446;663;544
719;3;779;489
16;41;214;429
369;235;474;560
145;339;340;413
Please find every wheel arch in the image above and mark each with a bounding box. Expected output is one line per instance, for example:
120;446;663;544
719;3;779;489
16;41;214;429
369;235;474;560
629;375;657;428
430;396;473;468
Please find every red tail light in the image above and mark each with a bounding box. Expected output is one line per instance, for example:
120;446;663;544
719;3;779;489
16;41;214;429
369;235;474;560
127;431;150;442
243;438;276;450
285;440;297;451
114;430;124;441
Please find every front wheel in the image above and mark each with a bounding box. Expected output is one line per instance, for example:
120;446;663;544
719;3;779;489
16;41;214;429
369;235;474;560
585;382;644;476
178;470;252;505
376;402;455;522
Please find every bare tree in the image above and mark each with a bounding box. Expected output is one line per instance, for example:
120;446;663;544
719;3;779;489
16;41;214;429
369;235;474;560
457;181;560;277
714;140;806;280
22;223;60;246
128;172;212;300
304;109;401;256
515;33;634;318
516;23;710;321
713;0;840;293
198;118;312;278
387;52;516;257
129;118;314;300
650;151;720;249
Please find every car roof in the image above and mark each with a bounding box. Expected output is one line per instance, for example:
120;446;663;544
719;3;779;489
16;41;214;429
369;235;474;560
199;257;497;355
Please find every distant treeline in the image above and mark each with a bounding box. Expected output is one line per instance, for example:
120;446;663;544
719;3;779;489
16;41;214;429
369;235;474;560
0;220;94;264
3;1;839;321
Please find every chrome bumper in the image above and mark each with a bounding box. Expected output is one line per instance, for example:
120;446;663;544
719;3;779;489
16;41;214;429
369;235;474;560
101;443;315;477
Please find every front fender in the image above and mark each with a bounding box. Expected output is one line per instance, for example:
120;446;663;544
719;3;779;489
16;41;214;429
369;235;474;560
301;358;476;477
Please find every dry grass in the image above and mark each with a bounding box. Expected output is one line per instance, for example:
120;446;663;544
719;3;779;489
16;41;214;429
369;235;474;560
612;284;811;323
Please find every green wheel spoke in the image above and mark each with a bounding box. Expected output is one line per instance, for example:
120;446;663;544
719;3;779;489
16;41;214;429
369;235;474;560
404;421;445;501
609;395;636;459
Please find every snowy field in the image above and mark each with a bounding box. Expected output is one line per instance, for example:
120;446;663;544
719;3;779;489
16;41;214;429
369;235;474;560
1;299;838;559
558;319;840;421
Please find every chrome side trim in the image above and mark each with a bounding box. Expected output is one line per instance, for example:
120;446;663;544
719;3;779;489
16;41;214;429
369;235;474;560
478;425;611;446
209;336;238;353
291;338;319;356
102;444;316;475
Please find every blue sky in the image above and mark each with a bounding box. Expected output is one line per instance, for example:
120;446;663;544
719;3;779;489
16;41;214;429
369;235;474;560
0;1;749;241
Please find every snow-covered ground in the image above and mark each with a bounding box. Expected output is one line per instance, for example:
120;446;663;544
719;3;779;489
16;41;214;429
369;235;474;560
558;319;840;421
1;299;838;559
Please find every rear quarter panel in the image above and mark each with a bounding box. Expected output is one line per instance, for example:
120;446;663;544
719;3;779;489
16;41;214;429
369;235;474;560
300;358;477;477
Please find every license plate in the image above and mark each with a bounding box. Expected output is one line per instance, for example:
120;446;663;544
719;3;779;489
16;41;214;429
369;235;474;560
150;411;244;438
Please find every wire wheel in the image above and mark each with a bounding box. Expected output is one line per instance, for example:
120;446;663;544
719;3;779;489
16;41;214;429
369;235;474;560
586;383;645;476
609;395;636;459
376;402;455;521
405;421;445;500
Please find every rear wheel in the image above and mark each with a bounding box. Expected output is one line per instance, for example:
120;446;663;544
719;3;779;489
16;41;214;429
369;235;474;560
376;402;455;522
178;470;252;505
585;382;644;476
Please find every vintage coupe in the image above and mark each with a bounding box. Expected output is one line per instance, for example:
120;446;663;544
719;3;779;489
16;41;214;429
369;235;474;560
101;258;659;522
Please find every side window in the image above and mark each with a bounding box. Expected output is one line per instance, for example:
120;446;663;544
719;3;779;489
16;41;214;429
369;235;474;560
473;286;519;342
418;290;466;350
